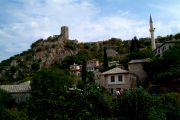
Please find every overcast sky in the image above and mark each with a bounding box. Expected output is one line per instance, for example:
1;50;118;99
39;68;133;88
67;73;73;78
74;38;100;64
0;0;180;61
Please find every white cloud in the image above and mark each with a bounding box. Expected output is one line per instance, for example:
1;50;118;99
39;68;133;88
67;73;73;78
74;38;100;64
150;3;180;19
148;2;180;37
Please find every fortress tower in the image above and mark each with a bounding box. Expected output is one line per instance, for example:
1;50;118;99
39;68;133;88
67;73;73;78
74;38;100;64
61;26;69;40
149;15;156;50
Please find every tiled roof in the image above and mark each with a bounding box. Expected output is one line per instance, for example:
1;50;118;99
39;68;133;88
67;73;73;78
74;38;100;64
102;67;129;75
0;82;31;93
128;58;150;64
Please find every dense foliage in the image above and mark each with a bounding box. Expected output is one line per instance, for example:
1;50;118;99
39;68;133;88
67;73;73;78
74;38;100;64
0;89;15;120
144;43;180;85
1;66;180;119
113;88;166;120
122;48;154;69
27;68;112;119
28;68;75;119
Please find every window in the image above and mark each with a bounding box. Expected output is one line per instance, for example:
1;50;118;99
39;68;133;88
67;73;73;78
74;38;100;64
118;75;122;82
111;76;115;82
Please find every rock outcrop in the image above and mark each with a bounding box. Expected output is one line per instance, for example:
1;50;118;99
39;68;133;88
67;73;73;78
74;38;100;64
0;26;79;83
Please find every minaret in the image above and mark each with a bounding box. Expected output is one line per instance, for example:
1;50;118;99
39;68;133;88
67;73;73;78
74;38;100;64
149;15;156;50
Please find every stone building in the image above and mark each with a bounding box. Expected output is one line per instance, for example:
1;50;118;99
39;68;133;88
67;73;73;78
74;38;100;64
128;59;150;84
70;63;82;78
96;67;137;94
61;26;69;40
86;59;100;72
0;81;31;103
153;41;178;57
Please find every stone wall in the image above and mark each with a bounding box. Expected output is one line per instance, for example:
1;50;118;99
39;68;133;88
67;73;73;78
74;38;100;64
128;63;148;83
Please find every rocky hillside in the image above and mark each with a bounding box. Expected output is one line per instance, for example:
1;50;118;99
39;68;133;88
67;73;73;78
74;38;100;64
0;26;80;83
1;25;164;84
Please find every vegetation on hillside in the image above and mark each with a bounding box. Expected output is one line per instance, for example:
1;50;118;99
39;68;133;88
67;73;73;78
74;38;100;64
4;67;175;120
0;31;180;119
144;43;180;92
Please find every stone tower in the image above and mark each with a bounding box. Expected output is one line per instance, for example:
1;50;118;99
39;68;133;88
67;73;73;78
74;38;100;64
61;26;69;40
149;15;156;50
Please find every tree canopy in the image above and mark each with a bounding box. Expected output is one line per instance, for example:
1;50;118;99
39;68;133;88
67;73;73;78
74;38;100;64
28;68;75;119
144;43;180;84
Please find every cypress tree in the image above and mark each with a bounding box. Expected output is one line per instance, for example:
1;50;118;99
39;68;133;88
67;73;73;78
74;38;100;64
103;47;108;71
130;36;140;52
130;39;135;52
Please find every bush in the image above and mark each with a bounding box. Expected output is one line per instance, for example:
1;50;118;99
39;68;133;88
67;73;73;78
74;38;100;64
112;89;165;120
0;89;15;108
64;41;77;50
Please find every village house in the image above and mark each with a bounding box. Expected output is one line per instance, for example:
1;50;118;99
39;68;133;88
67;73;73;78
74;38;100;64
128;58;150;85
0;81;31;103
69;63;82;77
86;59;100;72
95;67;137;94
153;41;179;57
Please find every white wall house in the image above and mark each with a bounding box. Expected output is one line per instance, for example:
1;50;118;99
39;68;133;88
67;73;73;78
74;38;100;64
96;67;137;94
153;41;177;57
70;63;82;77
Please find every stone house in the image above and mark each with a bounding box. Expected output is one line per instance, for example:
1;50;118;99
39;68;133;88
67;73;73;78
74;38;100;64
96;67;136;94
153;41;177;57
128;59;150;85
70;63;82;77
0;81;31;103
86;59;100;72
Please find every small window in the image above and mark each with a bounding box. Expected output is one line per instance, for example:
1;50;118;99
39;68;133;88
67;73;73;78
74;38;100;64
118;75;122;82
111;76;115;82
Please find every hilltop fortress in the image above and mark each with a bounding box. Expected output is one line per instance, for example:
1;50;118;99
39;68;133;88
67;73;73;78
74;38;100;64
61;26;69;40
0;26;80;81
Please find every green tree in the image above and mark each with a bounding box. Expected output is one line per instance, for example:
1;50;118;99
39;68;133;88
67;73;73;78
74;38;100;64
61;55;80;68
144;43;180;86
64;41;77;50
86;71;95;83
0;89;15;120
122;48;153;69
130;36;140;53
66;83;112;119
161;93;180;120
28;68;74;120
0;89;15;108
112;89;166;120
174;33;180;40
103;47;108;71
